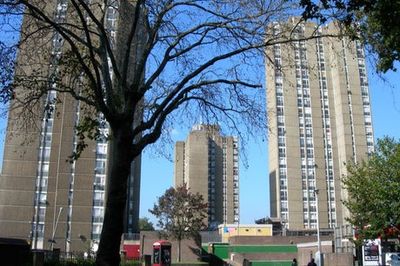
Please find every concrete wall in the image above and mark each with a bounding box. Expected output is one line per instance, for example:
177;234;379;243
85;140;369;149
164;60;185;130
231;252;296;262
297;241;353;266
229;235;333;245
297;251;353;266
324;252;353;266
297;245;333;265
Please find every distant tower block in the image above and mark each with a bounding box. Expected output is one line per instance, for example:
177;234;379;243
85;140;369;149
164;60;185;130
174;124;240;227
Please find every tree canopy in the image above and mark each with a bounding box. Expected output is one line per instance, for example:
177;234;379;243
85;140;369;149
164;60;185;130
342;137;400;244
299;0;400;72
138;217;155;231
150;185;207;262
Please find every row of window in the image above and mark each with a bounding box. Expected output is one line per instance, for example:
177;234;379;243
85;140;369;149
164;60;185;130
91;137;108;239
296;33;327;229
315;35;336;227
32;0;70;248
342;39;358;163
355;41;374;154
274;41;290;223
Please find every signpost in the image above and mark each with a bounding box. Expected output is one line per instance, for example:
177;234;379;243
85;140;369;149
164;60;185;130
362;239;382;266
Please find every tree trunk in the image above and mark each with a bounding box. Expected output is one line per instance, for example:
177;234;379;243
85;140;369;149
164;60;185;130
96;124;134;266
177;239;181;262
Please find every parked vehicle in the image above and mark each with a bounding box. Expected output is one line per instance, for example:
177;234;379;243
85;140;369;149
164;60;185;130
386;253;400;266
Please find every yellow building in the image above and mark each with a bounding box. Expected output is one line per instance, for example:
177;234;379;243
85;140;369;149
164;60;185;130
218;224;273;242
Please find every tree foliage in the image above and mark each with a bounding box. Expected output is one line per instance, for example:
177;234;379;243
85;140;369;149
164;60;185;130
342;137;400;245
138;217;155;231
149;185;207;262
299;0;400;72
0;42;15;103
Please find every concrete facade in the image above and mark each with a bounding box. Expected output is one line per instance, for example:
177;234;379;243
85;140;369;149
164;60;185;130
174;124;239;227
0;0;142;252
266;19;374;230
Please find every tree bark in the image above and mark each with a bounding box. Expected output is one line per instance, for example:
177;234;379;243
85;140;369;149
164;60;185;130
96;123;133;266
177;238;181;262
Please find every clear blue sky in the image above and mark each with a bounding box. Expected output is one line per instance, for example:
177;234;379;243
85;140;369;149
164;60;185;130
1;13;400;226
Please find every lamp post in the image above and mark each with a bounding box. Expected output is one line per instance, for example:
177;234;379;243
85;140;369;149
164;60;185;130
314;189;322;266
49;207;63;250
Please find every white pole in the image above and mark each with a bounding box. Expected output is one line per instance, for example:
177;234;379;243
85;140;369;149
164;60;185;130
315;189;322;266
50;207;63;250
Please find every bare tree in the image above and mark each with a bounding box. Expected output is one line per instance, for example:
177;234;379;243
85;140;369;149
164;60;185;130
0;0;343;265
